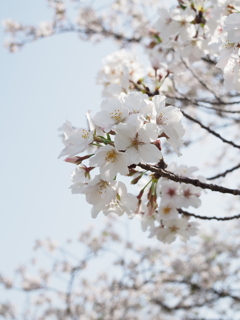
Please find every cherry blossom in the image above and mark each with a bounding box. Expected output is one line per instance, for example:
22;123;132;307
89;145;129;180
158;202;179;220
156;218;190;244
102;181;138;217
93;95;128;132
58;121;93;158
114;122;162;165
70;165;92;194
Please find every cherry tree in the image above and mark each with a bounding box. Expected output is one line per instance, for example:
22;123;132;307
3;0;240;244
2;0;240;317
0;0;240;320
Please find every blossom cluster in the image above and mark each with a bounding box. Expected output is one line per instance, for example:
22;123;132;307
59;91;202;243
140;163;202;244
150;0;240;93
96;49;144;97
4;0;240;92
213;11;240;91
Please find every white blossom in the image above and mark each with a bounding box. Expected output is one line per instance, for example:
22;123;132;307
102;181;138;217
115;122;162;165
83;175;118;218
158;202;179;220
96;49;144;97
36;21;53;37
58;121;93;158
156;218;189;243
93;95;129;132
89;145;129;180
70;165;91;194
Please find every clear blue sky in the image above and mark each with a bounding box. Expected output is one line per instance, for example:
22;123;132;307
0;0;119;273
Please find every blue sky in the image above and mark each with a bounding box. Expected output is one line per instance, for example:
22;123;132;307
0;0;120;273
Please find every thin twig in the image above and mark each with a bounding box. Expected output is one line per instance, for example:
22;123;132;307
195;104;240;114
207;163;240;180
182;110;240;150
178;208;240;221
9;25;142;50
181;58;222;102
166;94;240;106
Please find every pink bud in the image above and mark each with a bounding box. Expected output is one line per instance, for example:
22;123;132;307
64;157;82;164
64;154;93;165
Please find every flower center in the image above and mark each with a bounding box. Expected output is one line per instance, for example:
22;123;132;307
156;112;167;125
105;150;117;163
183;189;191;198
97;180;109;194
222;41;234;49
81;129;90;140
163;206;171;215
167;188;176;197
109;109;123;123
169;226;179;233
130;133;145;150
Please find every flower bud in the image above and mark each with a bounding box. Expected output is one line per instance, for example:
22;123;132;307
131;174;143;185
64;154;93;165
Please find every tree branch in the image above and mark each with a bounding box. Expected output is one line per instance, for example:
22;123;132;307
151;296;218;312
7;25;142;51
137;163;240;196
181;58;222;102
178;208;240;221
166;94;240;107
182;110;240;149
207;163;240;180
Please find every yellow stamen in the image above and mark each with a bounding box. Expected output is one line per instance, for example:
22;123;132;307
81;129;90;140
109;109;123;123
163;206;171;214
105;150;117;163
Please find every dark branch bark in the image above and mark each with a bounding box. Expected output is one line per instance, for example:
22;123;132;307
164;279;240;302
178;208;240;221
137;163;240;196
207;163;240;180
151;297;218;311
201;56;217;65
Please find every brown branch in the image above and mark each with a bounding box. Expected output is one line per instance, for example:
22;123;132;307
182;110;240;149
137;163;240;196
201;56;217;65
207;163;240;180
7;25;142;50
66;256;92;316
163;279;240;303
151;297;218;311
178;208;240;221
